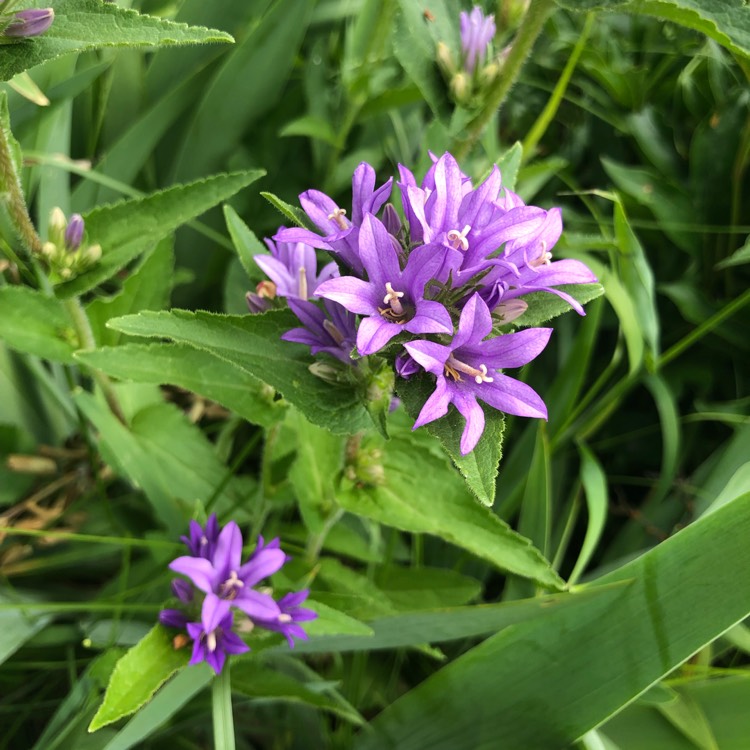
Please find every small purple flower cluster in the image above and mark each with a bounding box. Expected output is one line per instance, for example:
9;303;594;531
160;515;316;674
255;153;596;454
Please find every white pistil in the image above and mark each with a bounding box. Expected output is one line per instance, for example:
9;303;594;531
323;319;345;344
298;266;308;299
278;614;293;623
222;570;244;597
383;281;405;316
327;207;348;230
445;355;494;384
447;224;472;251
206;631;217;653
529;240;552;268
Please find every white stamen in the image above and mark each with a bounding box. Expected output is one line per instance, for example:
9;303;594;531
278;614;293;623
224;570;244;591
447;224;472;251
474;364;494;384
383;281;405;316
445;355;494;384
323;319;345;345
529;240;552;268
327;207;348;230
298;266;308;299
206;631;217;653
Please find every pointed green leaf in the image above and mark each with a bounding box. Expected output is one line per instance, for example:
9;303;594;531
89;625;189;732
222;204;267;280
0;0;233;83
397;372;505;506
512;283;605;327
106;309;374;434
56;170;264;298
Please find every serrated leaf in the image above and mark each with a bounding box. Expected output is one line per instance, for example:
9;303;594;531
260;191;318;232
106;309;374;435
512;283;605;327
76;343;286;428
0;287;76;363
56;170;265;298
396;373;505;506
497;141;523;192
0;0;233;83
554;0;750;58
337;434;564;590
89;625;189;732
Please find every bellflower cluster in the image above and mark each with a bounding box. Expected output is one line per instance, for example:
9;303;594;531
0;1;54;39
258;152;597;454
160;515;316;674
40;208;102;283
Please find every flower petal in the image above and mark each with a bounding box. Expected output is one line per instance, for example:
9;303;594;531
169;556;216;594
358;214;401;289
473;374;548;419
469;327;552;369
404;339;452;376
412;377;452;429
356;316;401;355
452;390;485;455
452;293;492;350
406;299;454;335
237;548;287;586
234;589;281;620
315;276;379;315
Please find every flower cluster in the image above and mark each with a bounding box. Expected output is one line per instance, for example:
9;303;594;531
254;153;596;454
41;208;101;283
160;515;316;674
0;1;53;39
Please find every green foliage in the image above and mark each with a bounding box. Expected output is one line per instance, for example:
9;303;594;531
0;0;233;83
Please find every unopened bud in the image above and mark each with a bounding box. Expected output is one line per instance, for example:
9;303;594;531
245;291;270;314
83;243;101;264
479;62;499;87
382;203;402;237
256;280;277;299
41;241;57;259
64;214;84;251
436;41;456;77
450;72;471;104
4;8;54;38
493;299;528;324
309;361;342;383
48;207;66;244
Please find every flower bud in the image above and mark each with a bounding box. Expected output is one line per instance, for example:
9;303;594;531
479;61;500;87
47;207;66;245
450;72;471;105
245;291;270;314
382;203;402;237
4;8;54;38
493;299;528;324
64;214;84;251
436;41;456;77
83;243;101;264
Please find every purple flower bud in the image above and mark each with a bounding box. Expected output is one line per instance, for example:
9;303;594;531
64;214;84;251
395;351;420;380
246;291;271;314
159;608;189;629
382;203;402;237
171;578;194;603
5;8;54;38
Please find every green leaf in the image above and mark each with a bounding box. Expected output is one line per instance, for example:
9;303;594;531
287;409;346;533
303;600;374;639
89;625;189;732
497;141;523;192
396;373;505;506
222;204;267;281
554;0;750;58
356;490;750;749
231;660;364;725
512;283;605;327
57;170;265;298
0;0;233;83
86;237;174;348
0;590;53;666
337;433;564;590
260;191;318;232
106;309;374;435
74;393;247;531
280;115;340;147
0;287;76;363
375;566;482;610
76;343;286;428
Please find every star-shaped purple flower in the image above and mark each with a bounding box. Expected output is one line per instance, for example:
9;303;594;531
282;298;357;364
186;596;249;674
253;590;317;649
255;235;338;299
274;162;393;275
404;294;552;454
315;214;461;356
169;522;283;621
180;513;220;560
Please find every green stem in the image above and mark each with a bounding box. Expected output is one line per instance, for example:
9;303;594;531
212;663;235;750
521;13;593;161
0;115;44;256
658;287;750;368
452;0;557;160
62;297;126;423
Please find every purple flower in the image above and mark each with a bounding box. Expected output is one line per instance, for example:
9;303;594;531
170;521;283;620
395;350;420;380
159;608;189;629
255;235;338;299
404;294;551;454
315;214;461;356
4;8;54;38
282;298;358;364
253;590;317;649
180;514;220;560
274;163;393;275
186;596;249;674
460;7;496;74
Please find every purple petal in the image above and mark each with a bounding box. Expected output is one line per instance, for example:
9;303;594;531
274;226;331;251
254;255;294;294
300;190;350;234
205;648;226;674
351;163;376;226
358;214;401;289
221;629;250;656
405;300;454;335
315;276;378;315
452;293;492;350
202;595;232;633
159;608;188;629
237;548;287;586
213;522;243;577
356;316;401;356
403;339;451;376
451;390;486;455
234;589;281;620
412;377;452;429
472;374;548;419
471;327;552;369
424;153;463;232
169;556;216;594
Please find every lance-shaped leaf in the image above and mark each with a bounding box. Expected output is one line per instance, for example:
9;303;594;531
0;0;233;83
